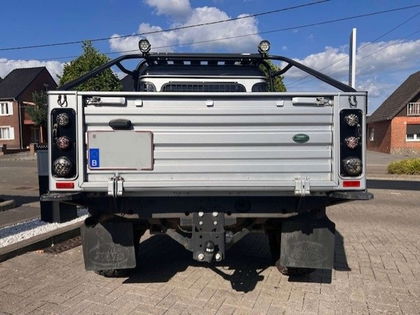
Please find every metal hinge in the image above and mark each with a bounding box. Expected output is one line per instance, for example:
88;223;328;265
108;175;124;197
294;177;311;196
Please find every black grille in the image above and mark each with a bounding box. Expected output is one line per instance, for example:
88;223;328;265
161;82;246;92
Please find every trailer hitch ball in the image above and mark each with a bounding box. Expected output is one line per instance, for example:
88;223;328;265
205;241;215;253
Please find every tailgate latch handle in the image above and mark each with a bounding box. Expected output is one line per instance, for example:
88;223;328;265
109;119;132;130
108;175;124;197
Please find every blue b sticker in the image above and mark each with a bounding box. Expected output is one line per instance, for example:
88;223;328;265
89;148;100;168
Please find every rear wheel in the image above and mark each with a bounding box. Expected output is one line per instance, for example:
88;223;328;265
267;230;314;276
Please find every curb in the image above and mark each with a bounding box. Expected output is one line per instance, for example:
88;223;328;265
0;199;16;212
367;176;420;181
0;221;82;263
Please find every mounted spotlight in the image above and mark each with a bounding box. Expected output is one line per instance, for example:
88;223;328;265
138;39;151;54
258;40;271;54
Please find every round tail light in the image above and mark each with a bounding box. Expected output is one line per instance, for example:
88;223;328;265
342;157;362;176
344;136;359;149
53;157;72;177
56;113;70;127
344;114;359;127
56;136;70;150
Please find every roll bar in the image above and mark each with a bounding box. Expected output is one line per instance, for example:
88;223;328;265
59;52;356;92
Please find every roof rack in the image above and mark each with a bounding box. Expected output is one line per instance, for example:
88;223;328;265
59;52;356;93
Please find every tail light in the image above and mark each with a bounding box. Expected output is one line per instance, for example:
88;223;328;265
51;108;76;178
340;109;363;177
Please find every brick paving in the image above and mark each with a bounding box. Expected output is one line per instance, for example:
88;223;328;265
0;187;420;314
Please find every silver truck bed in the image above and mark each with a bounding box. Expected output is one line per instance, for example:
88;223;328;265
48;91;367;195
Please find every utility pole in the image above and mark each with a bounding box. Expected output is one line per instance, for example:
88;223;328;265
349;28;357;88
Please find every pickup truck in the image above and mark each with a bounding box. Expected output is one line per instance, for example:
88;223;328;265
44;39;372;277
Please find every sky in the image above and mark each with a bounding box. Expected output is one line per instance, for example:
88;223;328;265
0;0;419;113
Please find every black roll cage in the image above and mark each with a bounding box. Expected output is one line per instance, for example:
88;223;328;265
59;52;356;92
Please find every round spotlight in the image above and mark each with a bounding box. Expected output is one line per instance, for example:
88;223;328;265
53;157;72;177
344;136;359;149
258;40;271;54
344;113;359;127
342;157;362;176
56;136;71;150
56;113;70;127
138;39;151;54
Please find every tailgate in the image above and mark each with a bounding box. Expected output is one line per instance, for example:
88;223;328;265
80;92;338;193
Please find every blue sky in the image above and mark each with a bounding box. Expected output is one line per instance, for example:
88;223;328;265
0;0;419;113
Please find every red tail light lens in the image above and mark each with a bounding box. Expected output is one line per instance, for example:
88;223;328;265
343;180;361;187
56;182;75;189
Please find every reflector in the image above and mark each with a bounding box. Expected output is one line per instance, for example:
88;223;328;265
56;182;75;189
343;180;360;187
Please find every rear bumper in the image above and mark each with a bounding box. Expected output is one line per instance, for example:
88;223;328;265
41;190;373;216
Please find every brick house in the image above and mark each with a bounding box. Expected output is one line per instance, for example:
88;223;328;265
367;71;420;154
0;67;57;149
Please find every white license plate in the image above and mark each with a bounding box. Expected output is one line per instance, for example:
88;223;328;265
87;131;153;170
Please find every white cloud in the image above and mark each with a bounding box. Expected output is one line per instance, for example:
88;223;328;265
109;0;262;53
146;0;192;20
283;39;420;80
283;39;420;114
357;39;420;76
0;59;64;82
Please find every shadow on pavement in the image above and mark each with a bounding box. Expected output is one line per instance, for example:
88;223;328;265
367;179;420;191
0;194;39;207
124;230;350;291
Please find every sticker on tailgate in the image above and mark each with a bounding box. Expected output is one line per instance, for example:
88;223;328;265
89;148;100;168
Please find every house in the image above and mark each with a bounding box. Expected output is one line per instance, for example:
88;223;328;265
0;67;57;149
367;71;420;154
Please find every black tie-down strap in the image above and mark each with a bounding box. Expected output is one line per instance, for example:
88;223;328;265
191;212;225;263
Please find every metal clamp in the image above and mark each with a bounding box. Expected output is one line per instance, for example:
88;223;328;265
107;175;124;197
294;177;311;196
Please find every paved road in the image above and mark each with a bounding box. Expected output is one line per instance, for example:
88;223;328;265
0;187;419;314
0;159;39;226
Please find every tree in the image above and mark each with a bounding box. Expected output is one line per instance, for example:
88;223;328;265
26;91;48;143
59;41;121;91
260;60;287;92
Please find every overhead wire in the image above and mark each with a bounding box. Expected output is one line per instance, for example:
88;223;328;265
1;4;419;66
0;0;330;51
285;11;420;88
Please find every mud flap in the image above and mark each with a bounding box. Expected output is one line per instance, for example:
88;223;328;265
81;220;136;271
280;214;335;270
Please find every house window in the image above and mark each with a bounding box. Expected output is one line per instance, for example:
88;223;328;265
406;124;420;142
407;102;420;116
0;102;13;116
0;126;15;140
368;127;374;141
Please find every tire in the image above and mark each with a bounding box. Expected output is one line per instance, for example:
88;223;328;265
95;269;132;277
267;230;314;276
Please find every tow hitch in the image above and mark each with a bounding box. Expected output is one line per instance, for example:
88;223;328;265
191;211;225;263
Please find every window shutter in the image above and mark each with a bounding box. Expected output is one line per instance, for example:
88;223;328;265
9;127;15;140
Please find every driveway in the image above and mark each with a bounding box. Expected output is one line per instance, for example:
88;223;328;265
0;187;419;314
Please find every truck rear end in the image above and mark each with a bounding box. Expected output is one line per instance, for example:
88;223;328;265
44;41;372;276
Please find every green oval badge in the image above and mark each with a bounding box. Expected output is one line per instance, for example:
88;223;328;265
293;133;310;143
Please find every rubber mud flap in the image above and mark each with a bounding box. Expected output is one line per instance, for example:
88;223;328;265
280;214;335;270
81;220;136;271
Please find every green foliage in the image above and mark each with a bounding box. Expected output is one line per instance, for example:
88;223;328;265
59;41;121;91
27;91;47;127
259;60;287;92
387;158;420;175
